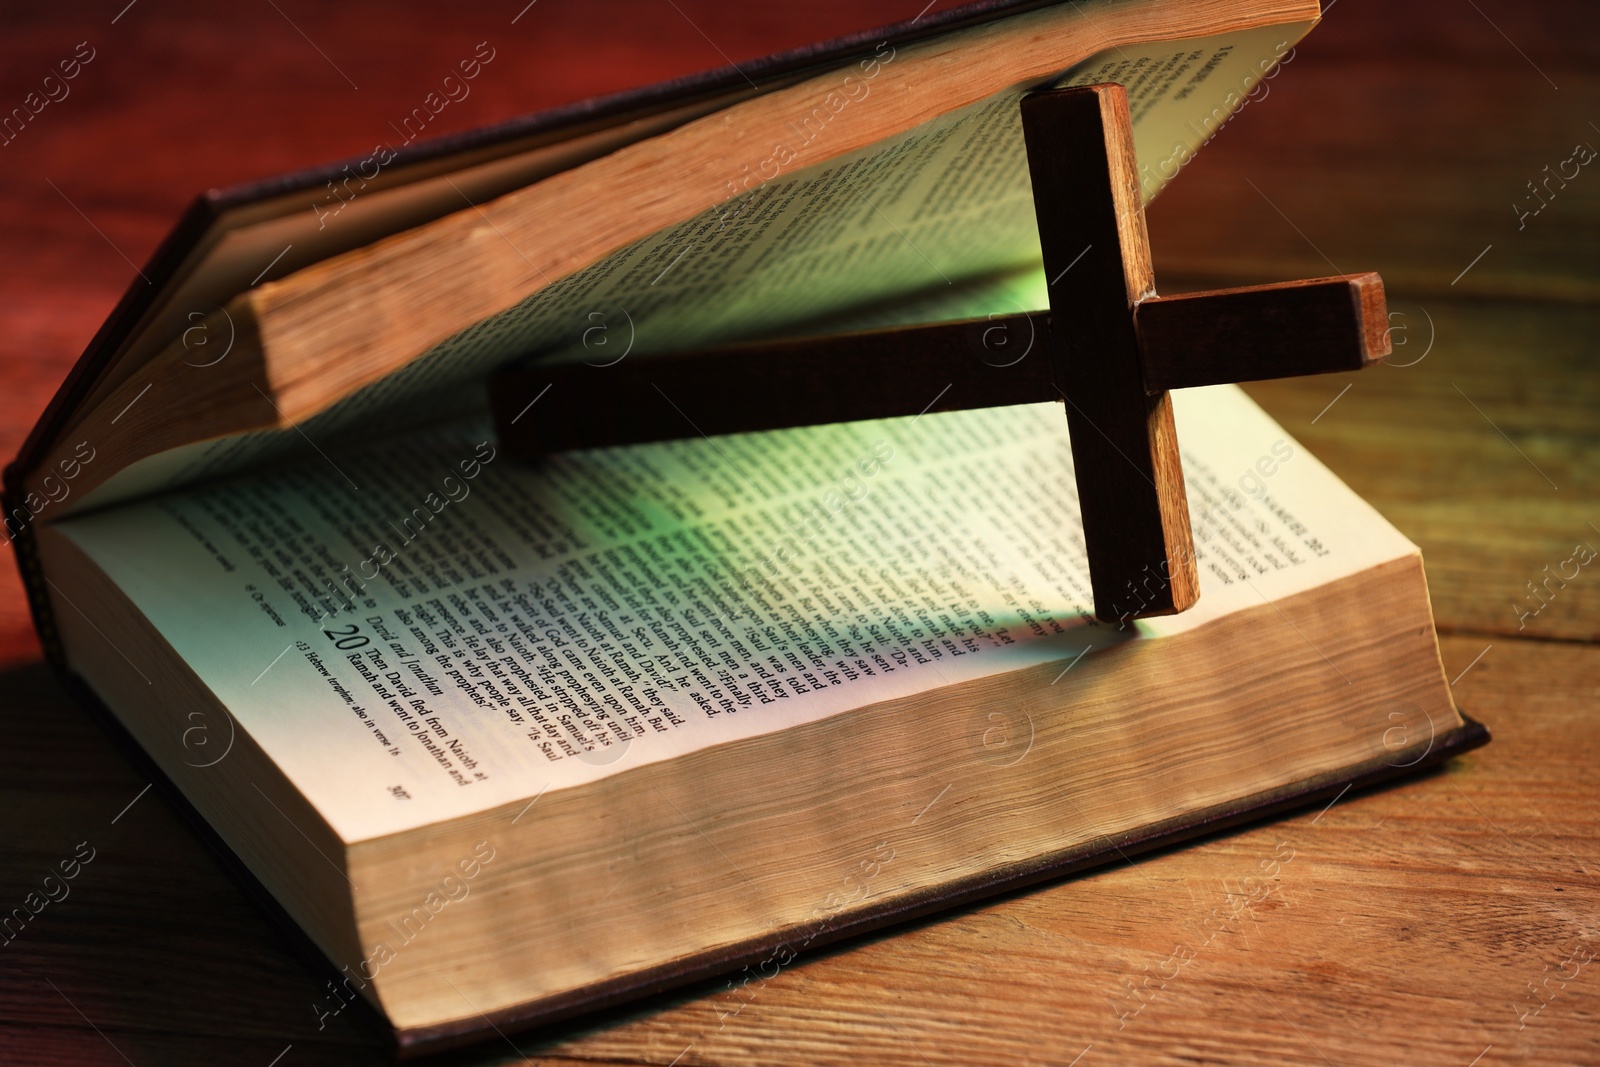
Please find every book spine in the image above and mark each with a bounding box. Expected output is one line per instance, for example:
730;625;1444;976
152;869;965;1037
1;474;67;672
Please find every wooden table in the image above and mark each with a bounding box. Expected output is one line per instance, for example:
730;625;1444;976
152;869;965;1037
2;1;1597;1063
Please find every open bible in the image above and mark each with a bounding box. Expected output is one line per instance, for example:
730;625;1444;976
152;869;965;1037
7;0;1484;1055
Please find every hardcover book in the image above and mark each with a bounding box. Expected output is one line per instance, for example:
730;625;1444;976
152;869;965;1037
5;0;1486;1055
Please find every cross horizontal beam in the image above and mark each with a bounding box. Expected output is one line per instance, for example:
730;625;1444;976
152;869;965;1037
489;273;1388;455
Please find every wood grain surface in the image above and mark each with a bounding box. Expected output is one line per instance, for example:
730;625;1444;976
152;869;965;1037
2;1;1597;1064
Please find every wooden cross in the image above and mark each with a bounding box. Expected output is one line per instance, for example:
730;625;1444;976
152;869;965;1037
491;84;1389;624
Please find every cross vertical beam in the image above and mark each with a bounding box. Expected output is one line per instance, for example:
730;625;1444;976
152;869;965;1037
1021;84;1198;621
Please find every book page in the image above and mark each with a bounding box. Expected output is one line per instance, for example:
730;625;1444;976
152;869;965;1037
68;19;1313;513
53;385;1415;843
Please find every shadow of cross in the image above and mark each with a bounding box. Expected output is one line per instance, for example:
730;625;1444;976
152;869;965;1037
492;83;1390;623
